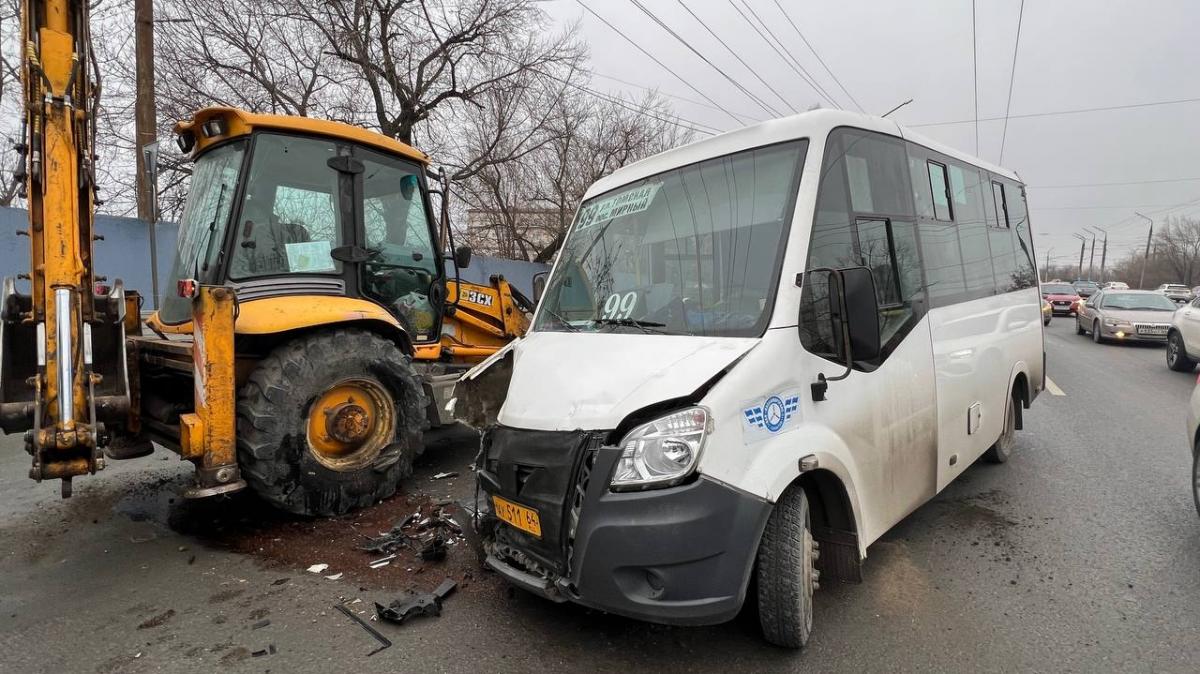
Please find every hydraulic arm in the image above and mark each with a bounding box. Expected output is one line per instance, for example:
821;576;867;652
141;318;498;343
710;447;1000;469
0;0;131;495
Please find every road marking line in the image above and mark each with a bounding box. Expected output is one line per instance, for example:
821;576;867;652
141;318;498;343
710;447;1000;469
1045;377;1066;396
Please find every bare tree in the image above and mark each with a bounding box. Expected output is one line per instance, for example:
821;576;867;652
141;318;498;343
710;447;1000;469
291;0;583;147
0;0;27;206
457;86;693;262
1153;216;1200;286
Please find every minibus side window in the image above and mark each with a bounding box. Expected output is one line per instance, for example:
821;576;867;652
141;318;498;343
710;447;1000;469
927;161;953;221
800;128;924;360
1005;181;1038;290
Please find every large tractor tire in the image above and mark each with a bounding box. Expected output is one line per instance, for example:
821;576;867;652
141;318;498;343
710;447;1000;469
237;329;427;516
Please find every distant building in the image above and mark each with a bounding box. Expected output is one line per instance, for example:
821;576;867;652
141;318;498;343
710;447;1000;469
465;207;561;261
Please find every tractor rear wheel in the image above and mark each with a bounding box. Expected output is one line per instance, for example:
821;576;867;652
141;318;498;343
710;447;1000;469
237;329;426;516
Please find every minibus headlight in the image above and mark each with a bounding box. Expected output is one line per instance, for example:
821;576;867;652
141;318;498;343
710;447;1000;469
611;407;708;491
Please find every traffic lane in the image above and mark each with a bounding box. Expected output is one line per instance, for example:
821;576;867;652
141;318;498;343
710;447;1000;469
3;321;1200;672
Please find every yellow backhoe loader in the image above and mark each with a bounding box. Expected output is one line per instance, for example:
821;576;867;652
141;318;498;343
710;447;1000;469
1;0;531;515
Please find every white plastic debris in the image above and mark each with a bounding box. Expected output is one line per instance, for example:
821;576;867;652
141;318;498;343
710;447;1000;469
325;572;343;580
307;563;329;574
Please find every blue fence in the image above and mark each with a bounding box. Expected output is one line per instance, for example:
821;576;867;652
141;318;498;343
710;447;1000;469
0;206;547;303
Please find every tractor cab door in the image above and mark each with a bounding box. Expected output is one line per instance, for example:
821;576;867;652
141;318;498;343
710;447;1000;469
355;148;444;344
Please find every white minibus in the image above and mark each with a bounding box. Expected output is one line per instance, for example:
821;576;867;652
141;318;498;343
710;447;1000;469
455;109;1044;648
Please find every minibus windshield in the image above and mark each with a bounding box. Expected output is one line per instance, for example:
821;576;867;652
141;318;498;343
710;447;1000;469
535;140;807;337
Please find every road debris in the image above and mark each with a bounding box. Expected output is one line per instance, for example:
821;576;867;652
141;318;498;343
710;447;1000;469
251;644;277;657
335;604;392;656
325;572;344;580
431;472;459;480
307;563;329;574
252;619;271;630
375;578;457;626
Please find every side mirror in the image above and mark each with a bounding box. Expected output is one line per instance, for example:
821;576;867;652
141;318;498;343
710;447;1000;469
532;271;549;304
807;266;881;401
833;266;882;362
454;245;472;270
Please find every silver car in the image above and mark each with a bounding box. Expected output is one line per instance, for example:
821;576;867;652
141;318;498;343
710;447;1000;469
1075;290;1178;343
1157;283;1194;303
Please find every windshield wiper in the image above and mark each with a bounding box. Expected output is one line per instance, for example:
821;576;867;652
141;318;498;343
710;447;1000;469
592;317;684;335
539;306;580;332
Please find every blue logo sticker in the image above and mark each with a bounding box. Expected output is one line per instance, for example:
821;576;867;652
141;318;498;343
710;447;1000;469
743;394;800;434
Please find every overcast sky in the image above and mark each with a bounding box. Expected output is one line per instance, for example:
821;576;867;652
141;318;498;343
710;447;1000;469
543;0;1200;277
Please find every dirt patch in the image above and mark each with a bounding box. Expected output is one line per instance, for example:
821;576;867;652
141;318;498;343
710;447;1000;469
137;609;176;629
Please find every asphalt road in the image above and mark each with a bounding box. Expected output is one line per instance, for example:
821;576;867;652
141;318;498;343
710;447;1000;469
3;316;1199;673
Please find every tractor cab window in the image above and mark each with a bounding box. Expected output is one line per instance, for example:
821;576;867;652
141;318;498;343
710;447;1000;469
360;149;441;340
228;134;343;279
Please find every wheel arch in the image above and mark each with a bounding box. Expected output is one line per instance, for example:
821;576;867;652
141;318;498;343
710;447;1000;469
794;468;863;584
233;296;415;356
1007;362;1032;430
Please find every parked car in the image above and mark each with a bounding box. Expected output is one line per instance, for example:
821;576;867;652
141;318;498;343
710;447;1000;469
1042;299;1052;326
1073;280;1100;297
1076;290;1177;343
1192;285;1200;298
1167;297;1200;371
1103;281;1129;290
1157;283;1194;303
1042;282;1082;316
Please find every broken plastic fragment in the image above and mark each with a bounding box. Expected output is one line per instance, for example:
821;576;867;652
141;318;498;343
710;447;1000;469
307;563;329;574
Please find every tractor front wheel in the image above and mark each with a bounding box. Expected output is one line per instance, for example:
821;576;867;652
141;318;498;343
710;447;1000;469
236;329;426;516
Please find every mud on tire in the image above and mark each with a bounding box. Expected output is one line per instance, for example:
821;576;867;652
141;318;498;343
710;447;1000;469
236;329;427;516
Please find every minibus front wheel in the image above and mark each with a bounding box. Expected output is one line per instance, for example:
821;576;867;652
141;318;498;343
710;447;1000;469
756;485;818;649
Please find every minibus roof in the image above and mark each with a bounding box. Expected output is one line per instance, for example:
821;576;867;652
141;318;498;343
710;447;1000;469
583;109;1022;201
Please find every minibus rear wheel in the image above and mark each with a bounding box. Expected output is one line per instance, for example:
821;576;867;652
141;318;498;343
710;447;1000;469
984;391;1018;463
757;485;816;649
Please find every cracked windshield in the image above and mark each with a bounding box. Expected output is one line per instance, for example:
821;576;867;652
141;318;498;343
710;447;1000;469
535;140;807;336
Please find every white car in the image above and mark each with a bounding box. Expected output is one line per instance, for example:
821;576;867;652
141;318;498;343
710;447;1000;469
1103;281;1129;290
1167;298;1200;371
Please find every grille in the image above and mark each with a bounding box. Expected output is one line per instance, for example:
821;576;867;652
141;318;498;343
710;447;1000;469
565;443;600;576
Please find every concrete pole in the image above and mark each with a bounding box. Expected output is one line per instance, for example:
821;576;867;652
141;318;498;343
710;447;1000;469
1136;212;1153;289
135;0;159;307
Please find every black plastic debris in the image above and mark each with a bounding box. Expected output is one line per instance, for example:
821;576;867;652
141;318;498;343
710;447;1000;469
336;604;392;656
375;578;457;626
251;644;277;657
418;535;447;562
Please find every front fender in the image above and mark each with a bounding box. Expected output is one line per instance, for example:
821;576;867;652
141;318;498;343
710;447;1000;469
148;295;412;350
742;423;869;557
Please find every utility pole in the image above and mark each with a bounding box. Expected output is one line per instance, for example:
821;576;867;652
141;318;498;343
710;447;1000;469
1044;248;1053;281
134;0;158;307
1085;229;1097;281
1073;234;1087;280
1094;227;1108;284
1136;212;1153;289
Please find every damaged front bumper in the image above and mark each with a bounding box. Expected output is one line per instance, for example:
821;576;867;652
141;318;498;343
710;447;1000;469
477;425;771;626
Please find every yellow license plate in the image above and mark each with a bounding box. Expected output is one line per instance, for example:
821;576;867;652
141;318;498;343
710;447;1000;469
493;495;542;538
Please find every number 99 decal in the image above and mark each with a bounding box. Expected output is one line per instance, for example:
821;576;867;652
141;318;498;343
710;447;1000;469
602;292;638;319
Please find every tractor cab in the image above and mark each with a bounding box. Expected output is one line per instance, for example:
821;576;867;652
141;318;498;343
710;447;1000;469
152;107;449;346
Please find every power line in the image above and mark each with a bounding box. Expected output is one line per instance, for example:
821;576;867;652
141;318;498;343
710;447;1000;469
626;0;784;118
998;0;1025;164
590;70;765;123
971;0;979;155
734;0;842;109
409;4;724;137
1036;203;1190;211
909;95;1200;128
1031;176;1200;189
771;0;864;112
674;0;797;114
724;0;840;109
576;0;750;125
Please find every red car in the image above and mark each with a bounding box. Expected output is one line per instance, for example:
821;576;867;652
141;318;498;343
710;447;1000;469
1042;282;1082;316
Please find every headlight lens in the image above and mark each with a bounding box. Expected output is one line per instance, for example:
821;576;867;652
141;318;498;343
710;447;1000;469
1104;318;1132;327
611;407;708;491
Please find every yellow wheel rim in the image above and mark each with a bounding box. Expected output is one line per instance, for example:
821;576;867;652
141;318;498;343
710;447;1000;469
306;378;395;471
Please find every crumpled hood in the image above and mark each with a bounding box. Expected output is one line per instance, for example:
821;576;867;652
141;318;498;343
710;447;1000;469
498;330;759;431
